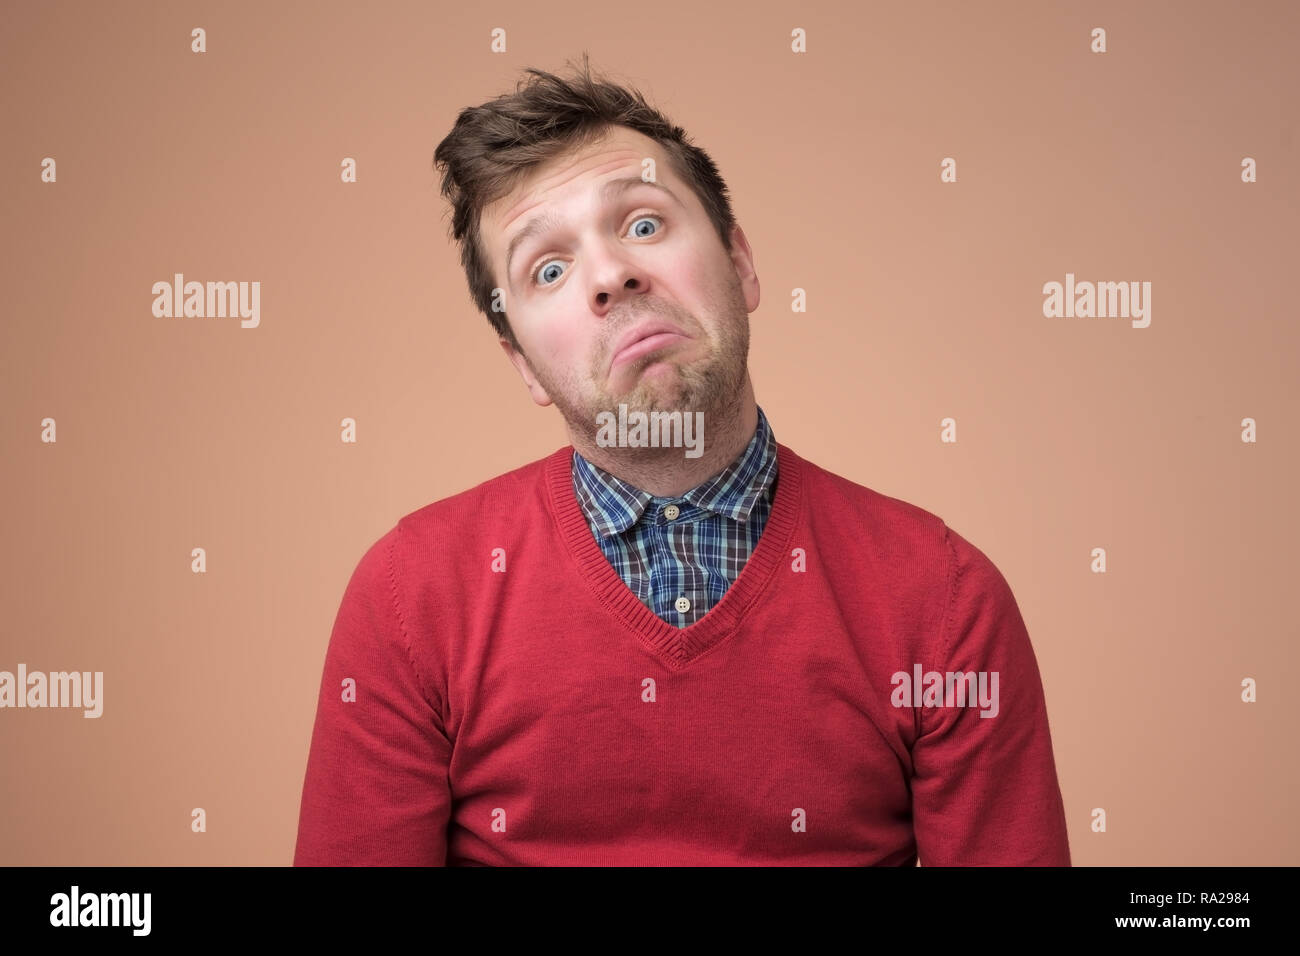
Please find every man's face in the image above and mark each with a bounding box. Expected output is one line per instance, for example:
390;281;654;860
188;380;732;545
479;126;759;443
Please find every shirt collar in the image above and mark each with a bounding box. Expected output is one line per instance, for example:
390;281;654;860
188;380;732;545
572;405;777;539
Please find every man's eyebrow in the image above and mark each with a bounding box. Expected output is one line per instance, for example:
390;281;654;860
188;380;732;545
504;176;683;281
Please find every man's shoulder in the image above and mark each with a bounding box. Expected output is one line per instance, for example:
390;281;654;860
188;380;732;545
341;446;567;593
790;447;947;543
790;446;1007;589
394;446;567;539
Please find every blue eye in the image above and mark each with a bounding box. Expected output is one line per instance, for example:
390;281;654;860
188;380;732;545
536;261;566;286
628;215;660;238
530;214;663;286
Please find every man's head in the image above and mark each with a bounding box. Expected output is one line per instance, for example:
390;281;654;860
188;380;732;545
432;56;760;453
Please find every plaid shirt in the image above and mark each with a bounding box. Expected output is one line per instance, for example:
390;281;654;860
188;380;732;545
570;405;778;628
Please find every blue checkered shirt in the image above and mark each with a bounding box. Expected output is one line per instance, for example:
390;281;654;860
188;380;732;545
570;405;778;628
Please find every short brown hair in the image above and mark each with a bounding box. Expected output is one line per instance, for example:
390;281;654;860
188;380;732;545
432;53;738;355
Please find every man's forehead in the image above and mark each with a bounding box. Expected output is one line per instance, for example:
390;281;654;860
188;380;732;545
489;135;676;234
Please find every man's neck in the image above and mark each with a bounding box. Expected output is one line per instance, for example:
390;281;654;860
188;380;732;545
568;383;759;498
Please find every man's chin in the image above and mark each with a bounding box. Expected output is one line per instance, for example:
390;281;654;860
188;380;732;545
609;361;701;411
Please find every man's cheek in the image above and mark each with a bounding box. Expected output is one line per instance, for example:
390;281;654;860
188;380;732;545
667;263;713;316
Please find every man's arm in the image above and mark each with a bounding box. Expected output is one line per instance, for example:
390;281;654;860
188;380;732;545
294;528;453;865
909;525;1071;866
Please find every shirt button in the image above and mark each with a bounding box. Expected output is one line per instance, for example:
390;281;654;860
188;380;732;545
663;504;680;520
674;596;691;613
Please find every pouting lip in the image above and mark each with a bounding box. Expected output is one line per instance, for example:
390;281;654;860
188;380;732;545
609;321;686;371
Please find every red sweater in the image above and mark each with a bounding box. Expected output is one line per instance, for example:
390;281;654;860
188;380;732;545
293;442;1071;866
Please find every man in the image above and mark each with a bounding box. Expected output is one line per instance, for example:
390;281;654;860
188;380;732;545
293;57;1071;866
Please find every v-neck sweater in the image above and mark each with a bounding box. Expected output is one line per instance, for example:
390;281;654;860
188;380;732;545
293;442;1071;866
570;403;779;628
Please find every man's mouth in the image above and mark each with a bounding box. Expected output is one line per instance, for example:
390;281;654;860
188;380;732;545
610;331;688;370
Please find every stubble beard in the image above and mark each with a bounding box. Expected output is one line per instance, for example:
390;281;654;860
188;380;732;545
533;282;751;450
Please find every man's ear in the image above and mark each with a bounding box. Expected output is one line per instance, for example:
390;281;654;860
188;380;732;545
499;337;553;407
727;223;761;313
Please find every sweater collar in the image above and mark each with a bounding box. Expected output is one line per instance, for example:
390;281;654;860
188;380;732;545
571;405;777;539
545;433;805;668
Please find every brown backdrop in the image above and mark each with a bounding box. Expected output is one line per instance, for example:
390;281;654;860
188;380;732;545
1;0;1296;865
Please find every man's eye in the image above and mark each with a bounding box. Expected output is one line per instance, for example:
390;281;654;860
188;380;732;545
530;214;663;287
626;215;661;238
534;260;566;286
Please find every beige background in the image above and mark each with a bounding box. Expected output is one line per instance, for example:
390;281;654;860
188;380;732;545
2;0;1296;865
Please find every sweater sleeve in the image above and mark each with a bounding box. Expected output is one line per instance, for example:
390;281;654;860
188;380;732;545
909;525;1071;866
293;527;453;866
